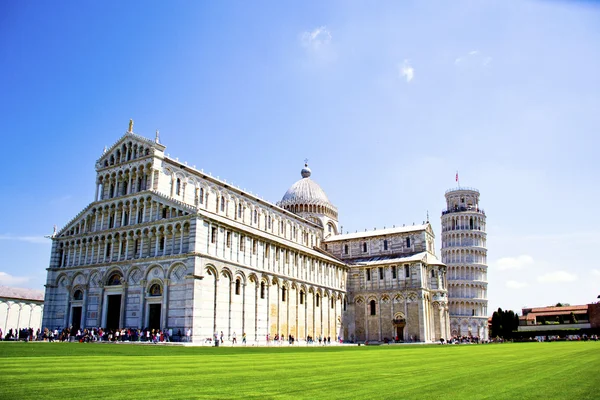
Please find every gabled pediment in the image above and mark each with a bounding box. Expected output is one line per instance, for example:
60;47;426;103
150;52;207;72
425;223;435;237
96;131;166;170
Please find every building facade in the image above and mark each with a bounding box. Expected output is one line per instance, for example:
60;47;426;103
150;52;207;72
440;188;489;340
42;124;450;343
0;286;44;335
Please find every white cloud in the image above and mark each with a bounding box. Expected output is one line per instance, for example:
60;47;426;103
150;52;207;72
399;60;414;83
0;272;30;285
537;271;578;283
455;49;492;67
0;234;50;244
506;280;529;289
592;269;600;277
300;26;332;50
495;254;534;270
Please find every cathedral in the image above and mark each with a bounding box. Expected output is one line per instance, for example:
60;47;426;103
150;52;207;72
42;123;451;343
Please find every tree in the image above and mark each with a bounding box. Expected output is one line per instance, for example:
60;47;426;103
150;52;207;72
490;308;520;339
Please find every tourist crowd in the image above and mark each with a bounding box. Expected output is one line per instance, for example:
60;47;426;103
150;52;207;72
0;326;186;343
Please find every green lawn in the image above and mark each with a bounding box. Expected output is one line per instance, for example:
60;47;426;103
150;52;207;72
1;341;598;399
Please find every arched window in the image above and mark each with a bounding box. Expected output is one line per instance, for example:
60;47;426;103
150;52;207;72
406;237;411;247
344;244;349;255
343;298;347;311
254;210;258;224
331;297;335;309
199;188;204;204
281;286;286;302
149;283;162;296
260;282;266;299
220;196;225;212
73;289;83;301
383;239;388;250
362;242;367;252
370;300;376;316
176;178;181;195
107;273;123;286
316;293;320;307
235;278;241;295
300;291;305;305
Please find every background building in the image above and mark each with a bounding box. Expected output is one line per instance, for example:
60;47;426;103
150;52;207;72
441;187;489;340
0;286;44;336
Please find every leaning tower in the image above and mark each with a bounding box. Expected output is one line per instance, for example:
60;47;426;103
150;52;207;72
441;187;488;340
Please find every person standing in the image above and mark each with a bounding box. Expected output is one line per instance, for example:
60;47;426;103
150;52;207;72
232;332;237;344
220;331;224;344
242;332;247;345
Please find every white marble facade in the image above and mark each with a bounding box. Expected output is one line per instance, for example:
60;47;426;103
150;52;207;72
42;125;450;343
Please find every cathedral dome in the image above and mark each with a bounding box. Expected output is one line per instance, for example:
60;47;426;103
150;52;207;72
279;164;332;207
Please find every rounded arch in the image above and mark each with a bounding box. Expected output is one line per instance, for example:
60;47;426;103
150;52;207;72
247;272;259;284
144;263;165;281
147;280;164;296
72;288;84;301
168;262;187;282
55;273;70;287
233;270;247;284
105;268;124;286
204;264;218;279
220;267;233;280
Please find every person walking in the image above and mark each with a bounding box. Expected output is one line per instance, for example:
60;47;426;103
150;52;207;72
242;332;247;345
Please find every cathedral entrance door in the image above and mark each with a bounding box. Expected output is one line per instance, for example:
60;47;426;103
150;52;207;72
71;306;82;332
106;294;122;330
396;326;404;341
148;304;161;330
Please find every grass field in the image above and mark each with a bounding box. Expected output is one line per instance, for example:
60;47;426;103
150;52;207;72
1;341;598;399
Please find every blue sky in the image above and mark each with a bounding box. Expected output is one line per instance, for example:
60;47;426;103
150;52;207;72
1;0;599;314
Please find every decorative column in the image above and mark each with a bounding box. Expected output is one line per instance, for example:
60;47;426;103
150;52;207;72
64;286;72;329
161;279;169;330
97;284;105;327
119;282;127;328
139;279;147;329
82;284;89;328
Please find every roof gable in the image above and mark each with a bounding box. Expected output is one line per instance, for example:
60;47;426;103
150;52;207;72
96;131;166;170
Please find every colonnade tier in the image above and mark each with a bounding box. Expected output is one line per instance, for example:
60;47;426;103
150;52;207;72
53;221;192;268
98;138;154;169
97;162;154;201
441;231;487;248
440;213;486;233
441;249;487;264
449;300;488;317
447;284;488;300
446;265;488;282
